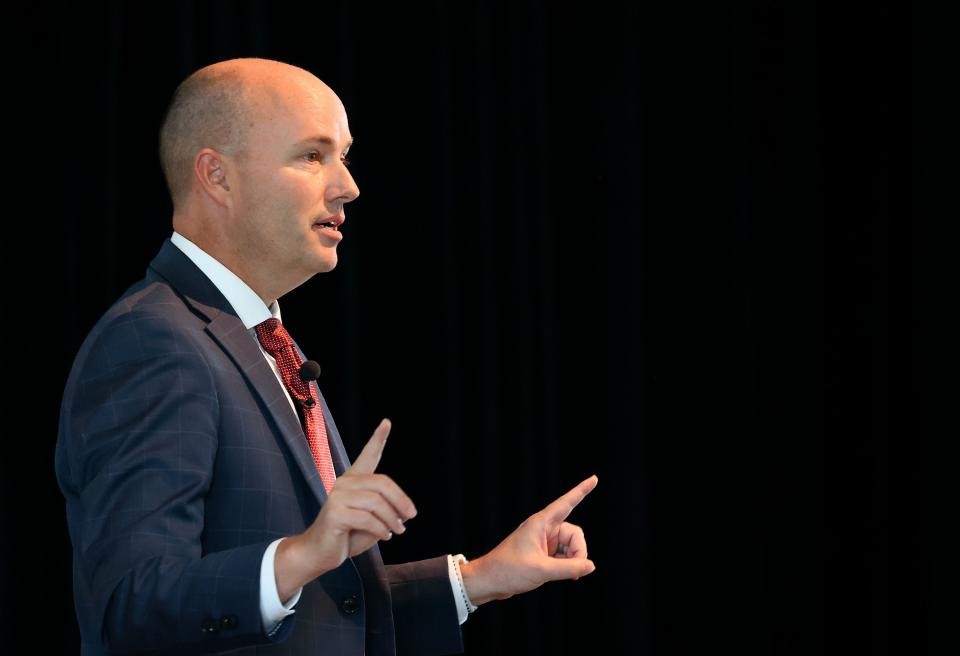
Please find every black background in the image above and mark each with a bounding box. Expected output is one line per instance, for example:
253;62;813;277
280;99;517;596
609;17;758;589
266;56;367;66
3;1;957;654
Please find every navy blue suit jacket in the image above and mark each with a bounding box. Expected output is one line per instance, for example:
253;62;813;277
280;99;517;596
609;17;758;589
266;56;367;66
56;240;463;655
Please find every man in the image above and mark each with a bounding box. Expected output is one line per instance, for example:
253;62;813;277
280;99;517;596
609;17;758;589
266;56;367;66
56;58;597;655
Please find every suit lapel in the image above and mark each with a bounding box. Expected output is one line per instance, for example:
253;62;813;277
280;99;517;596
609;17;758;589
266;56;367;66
147;239;330;507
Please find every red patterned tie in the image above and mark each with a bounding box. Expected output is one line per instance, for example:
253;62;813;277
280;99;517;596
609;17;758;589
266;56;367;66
254;318;336;493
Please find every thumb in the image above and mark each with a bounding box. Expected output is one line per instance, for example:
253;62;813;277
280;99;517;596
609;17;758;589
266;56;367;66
542;557;596;582
350;418;392;474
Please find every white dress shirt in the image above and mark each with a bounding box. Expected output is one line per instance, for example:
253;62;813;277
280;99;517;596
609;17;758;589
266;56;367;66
169;232;473;635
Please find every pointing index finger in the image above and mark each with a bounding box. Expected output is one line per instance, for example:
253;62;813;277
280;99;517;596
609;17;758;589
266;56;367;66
350;418;392;475
543;475;598;524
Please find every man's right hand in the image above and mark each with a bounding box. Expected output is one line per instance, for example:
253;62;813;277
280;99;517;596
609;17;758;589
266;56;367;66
274;418;417;602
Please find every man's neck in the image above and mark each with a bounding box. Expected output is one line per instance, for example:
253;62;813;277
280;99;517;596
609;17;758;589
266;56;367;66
172;223;279;307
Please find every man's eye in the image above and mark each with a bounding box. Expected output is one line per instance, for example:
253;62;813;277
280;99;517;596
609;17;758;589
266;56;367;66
341;156;351;167
305;151;321;162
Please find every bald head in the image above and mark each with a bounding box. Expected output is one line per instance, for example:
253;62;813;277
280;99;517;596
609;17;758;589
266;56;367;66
158;58;329;210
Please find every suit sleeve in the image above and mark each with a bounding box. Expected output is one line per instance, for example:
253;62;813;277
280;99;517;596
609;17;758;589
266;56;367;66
386;556;464;655
56;310;295;653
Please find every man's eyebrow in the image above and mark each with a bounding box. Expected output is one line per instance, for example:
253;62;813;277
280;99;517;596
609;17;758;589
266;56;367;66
296;136;354;150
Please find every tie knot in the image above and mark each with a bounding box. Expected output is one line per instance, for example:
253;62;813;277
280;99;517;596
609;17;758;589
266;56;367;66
255;318;294;355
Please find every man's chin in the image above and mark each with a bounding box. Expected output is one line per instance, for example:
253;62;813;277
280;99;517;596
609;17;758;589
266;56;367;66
312;251;338;273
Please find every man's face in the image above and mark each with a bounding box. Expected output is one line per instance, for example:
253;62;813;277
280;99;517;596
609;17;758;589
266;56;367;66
227;75;359;292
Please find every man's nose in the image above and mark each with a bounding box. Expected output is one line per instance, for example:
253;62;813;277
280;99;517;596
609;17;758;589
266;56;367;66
334;167;360;203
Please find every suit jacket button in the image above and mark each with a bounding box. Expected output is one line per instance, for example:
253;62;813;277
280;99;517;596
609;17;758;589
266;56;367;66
220;614;238;629
201;618;219;633
340;595;359;615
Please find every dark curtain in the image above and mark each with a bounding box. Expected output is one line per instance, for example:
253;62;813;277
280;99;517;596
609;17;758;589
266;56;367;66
3;1;956;654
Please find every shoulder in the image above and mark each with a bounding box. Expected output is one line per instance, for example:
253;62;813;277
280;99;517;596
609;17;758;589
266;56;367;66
72;278;211;381
57;278;223;497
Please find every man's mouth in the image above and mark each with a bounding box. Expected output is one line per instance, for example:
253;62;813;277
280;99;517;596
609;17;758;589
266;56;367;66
313;214;345;233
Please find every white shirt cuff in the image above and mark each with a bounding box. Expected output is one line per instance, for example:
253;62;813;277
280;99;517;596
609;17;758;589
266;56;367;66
260;537;302;635
447;554;477;625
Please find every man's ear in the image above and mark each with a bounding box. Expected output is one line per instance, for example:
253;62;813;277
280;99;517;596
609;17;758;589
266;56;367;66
195;149;233;207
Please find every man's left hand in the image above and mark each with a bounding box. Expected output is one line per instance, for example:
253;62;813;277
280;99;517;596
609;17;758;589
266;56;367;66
459;475;598;606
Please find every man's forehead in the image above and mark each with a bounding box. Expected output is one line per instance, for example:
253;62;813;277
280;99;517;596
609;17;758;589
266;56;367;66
296;134;355;150
285;103;353;150
244;78;353;149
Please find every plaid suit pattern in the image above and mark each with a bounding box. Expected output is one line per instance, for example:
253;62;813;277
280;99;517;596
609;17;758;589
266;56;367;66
56;239;462;655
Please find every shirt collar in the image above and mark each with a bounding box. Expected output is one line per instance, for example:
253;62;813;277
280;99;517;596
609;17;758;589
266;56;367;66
169;231;281;329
